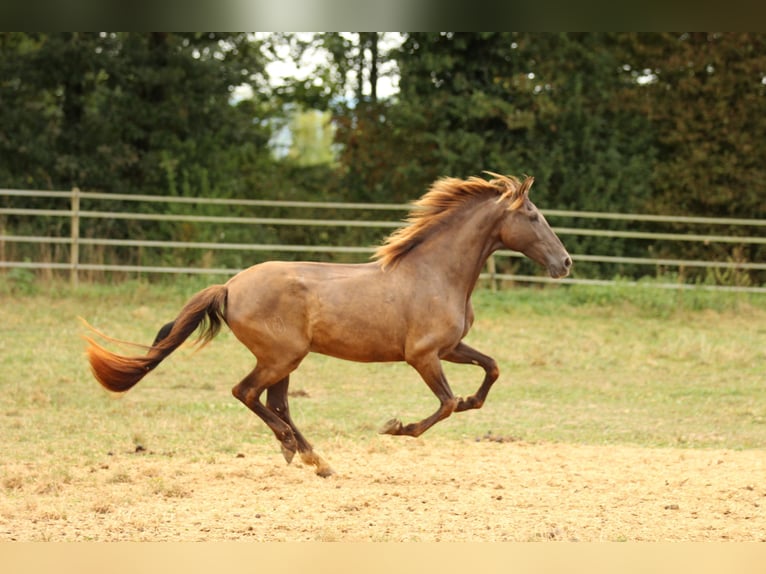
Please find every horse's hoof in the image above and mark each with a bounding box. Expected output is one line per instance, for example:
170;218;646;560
280;443;296;464
299;451;334;477
379;418;402;435
315;465;335;478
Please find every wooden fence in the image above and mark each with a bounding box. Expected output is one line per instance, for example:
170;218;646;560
1;187;765;293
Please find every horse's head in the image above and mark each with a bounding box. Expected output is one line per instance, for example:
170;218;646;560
498;177;572;279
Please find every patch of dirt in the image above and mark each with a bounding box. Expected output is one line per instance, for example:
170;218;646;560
1;439;764;541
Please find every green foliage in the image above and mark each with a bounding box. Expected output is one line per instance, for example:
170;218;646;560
2;267;37;295
0;33;274;195
327;32;764;284
619;33;766;282
286;108;337;166
2;33;765;286
474;280;763;319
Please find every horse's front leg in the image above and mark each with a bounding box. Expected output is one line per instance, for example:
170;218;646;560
380;355;458;437
442;342;499;412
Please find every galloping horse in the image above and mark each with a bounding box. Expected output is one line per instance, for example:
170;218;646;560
86;173;571;476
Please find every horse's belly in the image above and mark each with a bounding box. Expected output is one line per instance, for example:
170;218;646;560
313;345;403;363
308;328;405;363
308;308;406;363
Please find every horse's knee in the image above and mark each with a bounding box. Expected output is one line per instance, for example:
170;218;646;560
232;382;256;405
231;383;246;403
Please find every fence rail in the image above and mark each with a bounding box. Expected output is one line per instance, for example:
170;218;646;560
1;187;764;293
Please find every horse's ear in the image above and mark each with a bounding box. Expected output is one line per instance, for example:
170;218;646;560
501;175;533;210
518;176;534;198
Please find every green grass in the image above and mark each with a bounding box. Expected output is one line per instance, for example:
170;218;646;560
1;277;765;474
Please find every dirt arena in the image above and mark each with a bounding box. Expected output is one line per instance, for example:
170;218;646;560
1;436;764;542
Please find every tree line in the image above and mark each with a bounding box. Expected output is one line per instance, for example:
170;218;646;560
1;33;764;283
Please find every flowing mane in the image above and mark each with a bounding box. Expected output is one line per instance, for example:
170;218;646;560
373;172;533;269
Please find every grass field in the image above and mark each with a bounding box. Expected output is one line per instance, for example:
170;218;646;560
1;276;765;468
0;279;766;540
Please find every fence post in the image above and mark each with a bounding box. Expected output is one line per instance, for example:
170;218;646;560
70;187;80;288
487;254;497;292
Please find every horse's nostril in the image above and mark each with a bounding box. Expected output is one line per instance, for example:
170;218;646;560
564;256;572;268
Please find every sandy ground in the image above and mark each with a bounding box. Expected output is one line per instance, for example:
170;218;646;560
1;437;764;542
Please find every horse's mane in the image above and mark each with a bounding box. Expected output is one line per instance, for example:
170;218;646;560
373;172;533;269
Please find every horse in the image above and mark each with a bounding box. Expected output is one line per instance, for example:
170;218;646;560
85;173;571;477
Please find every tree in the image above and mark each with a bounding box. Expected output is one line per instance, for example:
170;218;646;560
622;32;766;282
0;32;274;196
0;32;280;274
268;33;408;200
286;108;337;166
330;32;537;203
625;33;766;218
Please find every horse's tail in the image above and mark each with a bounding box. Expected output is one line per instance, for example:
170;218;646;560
85;284;228;393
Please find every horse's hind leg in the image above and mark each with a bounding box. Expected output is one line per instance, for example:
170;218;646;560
443;342;499;412
266;378;334;477
232;365;301;466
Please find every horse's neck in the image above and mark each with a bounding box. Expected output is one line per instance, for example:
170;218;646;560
408;200;503;294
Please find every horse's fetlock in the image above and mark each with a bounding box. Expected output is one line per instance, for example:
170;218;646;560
278;428;295;443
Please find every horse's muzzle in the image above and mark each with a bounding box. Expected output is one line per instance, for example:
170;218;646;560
548;255;572;279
